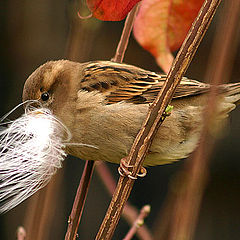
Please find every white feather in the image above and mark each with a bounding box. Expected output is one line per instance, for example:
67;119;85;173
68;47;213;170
0;107;68;213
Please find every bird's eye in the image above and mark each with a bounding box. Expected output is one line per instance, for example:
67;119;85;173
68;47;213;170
41;92;49;101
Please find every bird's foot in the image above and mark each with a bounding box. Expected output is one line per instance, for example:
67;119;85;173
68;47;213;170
118;157;147;180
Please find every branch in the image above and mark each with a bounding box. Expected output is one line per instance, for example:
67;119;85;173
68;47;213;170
64;4;102;239
65;160;95;240
96;0;222;239
165;1;240;239
123;205;151;240
65;4;140;239
95;162;154;240
112;3;140;63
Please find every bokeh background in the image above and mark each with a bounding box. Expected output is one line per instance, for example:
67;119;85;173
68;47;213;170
1;0;240;239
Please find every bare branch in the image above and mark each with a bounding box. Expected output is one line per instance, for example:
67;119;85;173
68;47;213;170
164;1;240;240
112;3;140;63
65;4;140;239
96;162;154;240
96;1;222;239
65;160;95;240
123;205;151;240
64;5;102;239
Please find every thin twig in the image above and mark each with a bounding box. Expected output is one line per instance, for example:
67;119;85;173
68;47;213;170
165;1;240;240
95;162;154;240
65;3;140;239
64;4;102;239
123;205;151;240
112;3;140;63
65;160;95;240
96;1;221;239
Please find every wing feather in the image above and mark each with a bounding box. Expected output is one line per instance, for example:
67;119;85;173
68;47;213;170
79;61;210;104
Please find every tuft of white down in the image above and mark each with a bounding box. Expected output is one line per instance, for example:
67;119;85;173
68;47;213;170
0;107;68;213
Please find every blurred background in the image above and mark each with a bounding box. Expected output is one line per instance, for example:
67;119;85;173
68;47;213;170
1;0;240;239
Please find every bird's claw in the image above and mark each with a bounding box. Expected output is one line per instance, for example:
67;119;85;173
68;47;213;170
118;157;147;179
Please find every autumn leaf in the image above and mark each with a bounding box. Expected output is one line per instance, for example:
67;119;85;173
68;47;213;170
133;0;204;73
87;0;141;21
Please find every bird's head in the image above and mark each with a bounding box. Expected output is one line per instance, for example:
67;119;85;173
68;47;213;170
23;60;80;110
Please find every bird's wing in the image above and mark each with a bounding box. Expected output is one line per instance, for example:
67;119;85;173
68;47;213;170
79;61;210;104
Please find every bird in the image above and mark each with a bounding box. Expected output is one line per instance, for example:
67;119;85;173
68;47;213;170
22;59;240;167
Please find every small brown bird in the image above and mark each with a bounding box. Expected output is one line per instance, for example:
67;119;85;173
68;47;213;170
22;60;240;166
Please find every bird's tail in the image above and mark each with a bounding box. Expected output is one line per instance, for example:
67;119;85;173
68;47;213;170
220;82;240;105
212;82;240;122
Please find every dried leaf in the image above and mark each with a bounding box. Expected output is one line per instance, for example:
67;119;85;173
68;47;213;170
87;0;141;21
133;0;204;73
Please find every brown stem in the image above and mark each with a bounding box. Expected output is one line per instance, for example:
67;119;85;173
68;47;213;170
64;4;101;239
112;3;140;63
95;0;221;239
65;160;95;240
65;3;139;239
165;1;240;240
95;162;154;240
123;205;151;240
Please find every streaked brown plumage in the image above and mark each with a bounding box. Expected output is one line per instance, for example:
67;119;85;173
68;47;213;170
22;60;240;166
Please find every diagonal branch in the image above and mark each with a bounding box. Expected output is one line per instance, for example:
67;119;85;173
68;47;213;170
96;162;154;240
123;205;151;240
65;4;141;240
112;3;140;63
166;1;240;239
65;160;95;240
95;0;222;239
153;1;240;238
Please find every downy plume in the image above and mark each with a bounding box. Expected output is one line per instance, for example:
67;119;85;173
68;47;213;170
0;105;68;212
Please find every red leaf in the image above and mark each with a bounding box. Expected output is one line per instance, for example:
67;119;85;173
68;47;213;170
133;0;204;73
87;0;141;21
